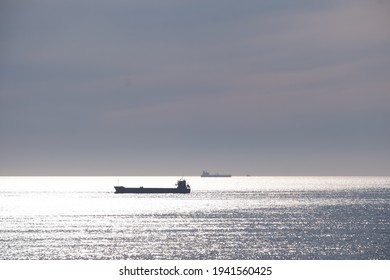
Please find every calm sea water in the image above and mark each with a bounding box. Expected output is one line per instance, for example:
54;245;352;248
0;176;389;260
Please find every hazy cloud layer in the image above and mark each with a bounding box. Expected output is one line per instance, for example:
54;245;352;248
1;0;389;175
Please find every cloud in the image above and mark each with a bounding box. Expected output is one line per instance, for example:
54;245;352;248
1;0;389;174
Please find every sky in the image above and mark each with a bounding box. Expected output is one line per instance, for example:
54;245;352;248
1;0;389;175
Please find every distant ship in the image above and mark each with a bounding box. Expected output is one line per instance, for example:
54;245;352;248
201;171;232;177
114;179;191;194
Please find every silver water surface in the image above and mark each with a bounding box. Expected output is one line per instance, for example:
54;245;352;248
0;176;389;259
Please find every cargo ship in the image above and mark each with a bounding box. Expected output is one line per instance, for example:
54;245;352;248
114;179;191;194
201;171;232;177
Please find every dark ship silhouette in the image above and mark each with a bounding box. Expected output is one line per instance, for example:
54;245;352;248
114;179;191;194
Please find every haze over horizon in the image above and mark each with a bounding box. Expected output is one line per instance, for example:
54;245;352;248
1;0;389;176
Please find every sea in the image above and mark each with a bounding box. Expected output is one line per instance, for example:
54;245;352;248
0;176;389;260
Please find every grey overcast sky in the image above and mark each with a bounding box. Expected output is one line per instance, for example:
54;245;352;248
1;0;389;175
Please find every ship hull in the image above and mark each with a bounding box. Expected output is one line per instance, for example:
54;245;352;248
200;175;232;177
201;171;231;177
114;186;190;194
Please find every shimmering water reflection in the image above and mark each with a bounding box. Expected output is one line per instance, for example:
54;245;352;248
0;177;389;259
